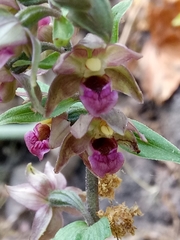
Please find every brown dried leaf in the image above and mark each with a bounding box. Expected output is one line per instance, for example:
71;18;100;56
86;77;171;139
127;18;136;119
139;40;180;103
148;0;180;46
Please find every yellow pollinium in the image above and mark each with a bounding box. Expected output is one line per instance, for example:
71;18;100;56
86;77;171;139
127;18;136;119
41;118;52;125
85;57;101;71
101;124;113;137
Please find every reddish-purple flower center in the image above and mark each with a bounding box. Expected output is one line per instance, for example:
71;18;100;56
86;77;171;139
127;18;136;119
91;138;117;155
37;124;51;141
84;76;108;93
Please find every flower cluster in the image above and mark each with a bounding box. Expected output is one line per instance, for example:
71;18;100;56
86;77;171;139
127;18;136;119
24;33;145;179
1;2;147;239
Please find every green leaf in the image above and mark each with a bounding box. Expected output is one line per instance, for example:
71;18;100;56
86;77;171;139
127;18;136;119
38;52;60;69
48;190;86;214
18;0;47;6
16;5;60;28
52;0;91;10
53;218;111;240
66;0;113;43
124;120;180;164
68;102;87;123
0;98;78;125
12;60;31;68
53;16;74;48
37;81;50;93
13;52;60;70
111;0;133;43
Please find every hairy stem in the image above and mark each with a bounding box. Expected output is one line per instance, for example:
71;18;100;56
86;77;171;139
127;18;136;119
85;168;99;225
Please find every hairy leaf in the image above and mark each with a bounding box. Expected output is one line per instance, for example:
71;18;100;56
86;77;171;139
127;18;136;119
123;120;180;164
0;98;78;125
53;218;111;240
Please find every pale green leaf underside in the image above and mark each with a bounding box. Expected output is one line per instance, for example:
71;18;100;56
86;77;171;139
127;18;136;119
53;218;111;240
123;120;180;164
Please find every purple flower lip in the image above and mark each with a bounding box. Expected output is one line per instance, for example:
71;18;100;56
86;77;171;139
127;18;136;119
91;137;117;154
24;123;51;160
88;138;125;177
83;75;108;92
80;75;118;117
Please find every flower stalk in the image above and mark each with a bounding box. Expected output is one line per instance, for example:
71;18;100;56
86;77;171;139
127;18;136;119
85;167;99;225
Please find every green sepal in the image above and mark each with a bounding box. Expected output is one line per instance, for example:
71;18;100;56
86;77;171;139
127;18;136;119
122;120;180;164
0;98;79;125
111;0;133;43
53;218;111;240
53;16;74;48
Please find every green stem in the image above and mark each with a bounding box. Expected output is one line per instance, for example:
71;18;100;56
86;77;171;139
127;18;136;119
85;168;99;225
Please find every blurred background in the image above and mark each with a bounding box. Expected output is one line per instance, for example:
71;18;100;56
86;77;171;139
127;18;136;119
1;0;180;239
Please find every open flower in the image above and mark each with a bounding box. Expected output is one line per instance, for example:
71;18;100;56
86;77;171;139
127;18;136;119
45;33;143;117
52;108;146;178
24;121;51;160
24;115;70;160
6;161;85;240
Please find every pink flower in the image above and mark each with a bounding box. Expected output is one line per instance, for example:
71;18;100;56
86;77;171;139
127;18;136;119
52;109;146;178
45;34;143;117
24;122;51;160
24;115;70;161
6;161;85;240
37;17;52;42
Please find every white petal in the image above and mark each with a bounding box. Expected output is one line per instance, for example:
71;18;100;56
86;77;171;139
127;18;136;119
30;205;52;240
6;184;45;211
